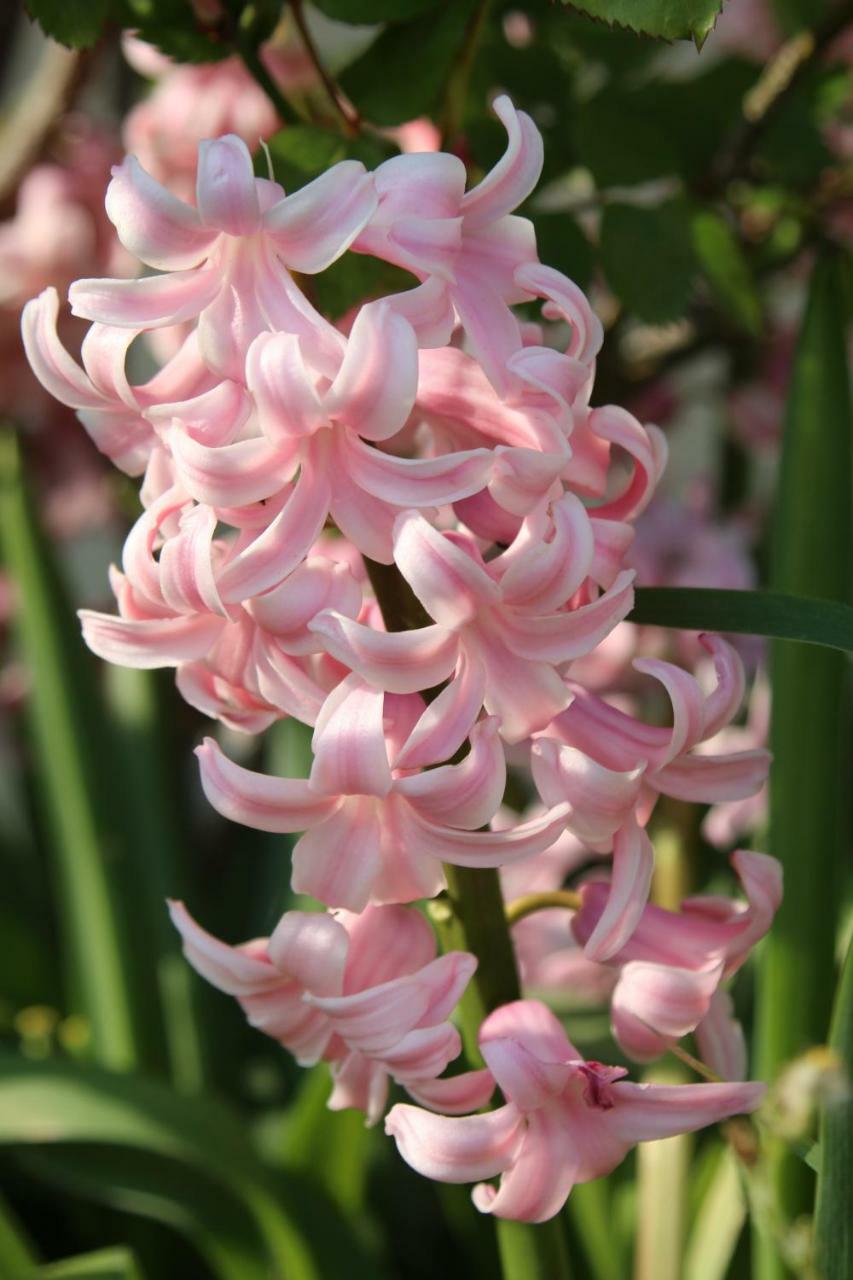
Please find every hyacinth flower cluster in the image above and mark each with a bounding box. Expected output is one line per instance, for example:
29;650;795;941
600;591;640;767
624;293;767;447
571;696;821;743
23;97;778;1224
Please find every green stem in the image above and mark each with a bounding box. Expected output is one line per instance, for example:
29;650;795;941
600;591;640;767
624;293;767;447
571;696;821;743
236;6;301;126
366;557;571;1280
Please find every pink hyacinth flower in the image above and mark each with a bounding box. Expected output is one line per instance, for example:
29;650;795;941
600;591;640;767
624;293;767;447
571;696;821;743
386;999;764;1222
170;900;492;1125
68;134;375;380
310;499;635;744
572;850;783;1076
196;675;570;911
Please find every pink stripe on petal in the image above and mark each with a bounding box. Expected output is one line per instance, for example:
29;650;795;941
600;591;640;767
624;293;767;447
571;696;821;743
653;749;771;803
246;330;326;444
309;611;458;695
291;798;384;912
393;654;486;770
196;136;260;235
393;511;500;627
310;679;392;798
170;430;296;507
385;1102;524;1184
70;267;220;328
499;494;595;611
583;819;654;962
147;380;252;448
106;155;216;269
196;736;338;832
343;434;492;506
216;465;331;603
405;802;569;868
397;717;506;829
499;570;635;664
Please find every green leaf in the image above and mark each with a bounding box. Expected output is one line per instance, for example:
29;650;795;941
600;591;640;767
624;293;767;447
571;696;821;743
339;1;478;125
753;251;851;1277
0;1194;36;1275
600;201;696;324
560;0;722;45
561;0;725;45
24;0;111;48
0;434;139;1070
814;936;853;1280
691;210;762;334
684;1148;746;1280
24;1247;145;1280
116;0;236;63
575;92;679;188
629;588;853;652
0;1055;383;1280
533;213;594;293
259;126;392;193
310;0;441;19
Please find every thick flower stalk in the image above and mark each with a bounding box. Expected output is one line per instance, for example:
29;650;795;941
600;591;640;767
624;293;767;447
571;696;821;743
22;95;775;1234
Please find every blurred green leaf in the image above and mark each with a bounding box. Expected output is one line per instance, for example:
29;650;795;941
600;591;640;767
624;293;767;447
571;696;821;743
630;587;853;651
771;0;832;34
0;434;138;1071
310;0;441;18
259;126;392;191
560;0;724;45
339;1;478;125
600;200;696;323
814;937;853;1280
23;1247;144;1280
691;210;762;333
566;1180;624;1280
754;251;851;1278
0;1194;36;1275
0;1055;384;1280
533;212;594;292
684;1147;746;1280
24;0;111;48
311;254;418;322
575;92;678;187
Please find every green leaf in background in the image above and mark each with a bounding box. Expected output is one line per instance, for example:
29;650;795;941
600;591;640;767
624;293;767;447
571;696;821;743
814;937;853;1280
310;0;441;19
561;0;725;45
0;1055;382;1280
339;0;478;125
23;1247;145;1280
0;1195;36;1276
684;1147;747;1280
23;0;111;49
753;251;851;1280
0;434;139;1071
691;209;763;334
259;126;392;193
600;200;697;323
575;91;679;188
629;589;853;651
533;212;594;292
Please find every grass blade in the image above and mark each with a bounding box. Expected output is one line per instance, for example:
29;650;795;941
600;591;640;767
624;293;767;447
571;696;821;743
752;252;851;1279
629;588;853;652
814;936;853;1280
0;432;138;1070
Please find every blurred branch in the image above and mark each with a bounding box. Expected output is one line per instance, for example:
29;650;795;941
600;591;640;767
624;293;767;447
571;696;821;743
0;38;80;206
440;0;493;147
709;0;853;191
289;0;361;136
234;4;300;125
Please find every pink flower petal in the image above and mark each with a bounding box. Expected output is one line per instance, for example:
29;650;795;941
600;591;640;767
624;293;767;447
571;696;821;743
406;1069;496;1114
291;797;384;911
326;302;418;442
266;911;349;997
608;1079;765;1145
168;899;277;995
309;611;458;695
611;961;724;1062
461;95;543;227
342;433;492;506
106;155;216;269
264;161;376;273
393;653;486;769
385;1102;524;1183
21;289;108;410
694;990;748;1081
653;749;771;803
472;1111;580;1223
246;330;326;445
403;802;569;869
79;610;225;668
498;570;635;664
515;262;603;365
499;494;595;611
195;735;339;832
310;677;392;798
70;266;220;328
397;717;506;830
583;818;655;962
393;511;500;628
169;430;296;507
698;635;747;738
591;408;666;521
196;136;260;235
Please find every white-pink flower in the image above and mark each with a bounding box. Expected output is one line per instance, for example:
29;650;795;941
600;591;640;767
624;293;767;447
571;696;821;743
170;899;491;1124
386;999;764;1221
